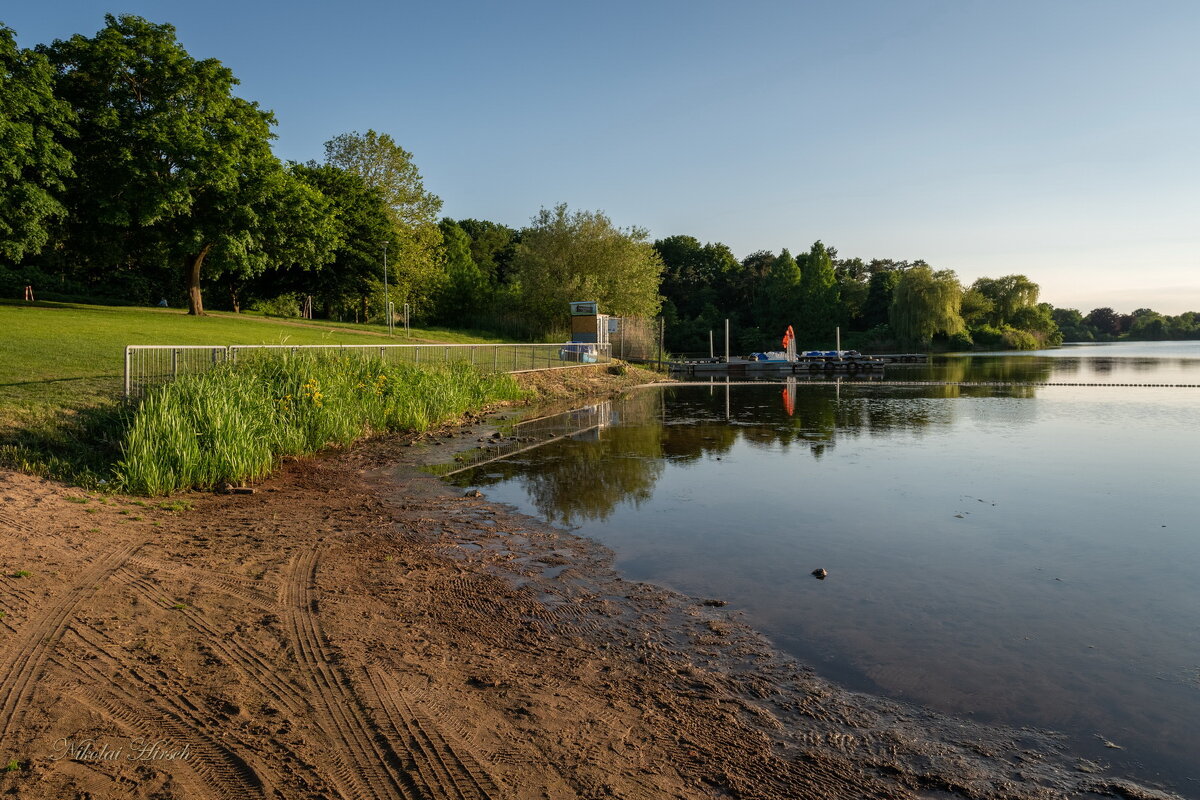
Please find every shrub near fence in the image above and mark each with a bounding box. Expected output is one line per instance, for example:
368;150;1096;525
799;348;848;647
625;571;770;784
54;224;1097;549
117;354;525;495
125;343;612;399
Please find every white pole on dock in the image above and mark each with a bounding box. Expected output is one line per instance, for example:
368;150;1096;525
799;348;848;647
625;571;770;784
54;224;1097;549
724;319;730;363
659;317;666;370
836;326;841;353
709;330;714;359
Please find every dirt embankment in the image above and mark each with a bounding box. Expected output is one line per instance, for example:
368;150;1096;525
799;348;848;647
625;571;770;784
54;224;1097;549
0;366;1183;800
513;363;668;401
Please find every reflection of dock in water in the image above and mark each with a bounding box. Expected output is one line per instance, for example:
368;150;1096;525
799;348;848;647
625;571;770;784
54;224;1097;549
429;401;614;478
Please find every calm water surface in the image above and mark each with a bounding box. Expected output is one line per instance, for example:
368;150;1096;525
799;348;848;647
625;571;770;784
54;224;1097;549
447;341;1200;793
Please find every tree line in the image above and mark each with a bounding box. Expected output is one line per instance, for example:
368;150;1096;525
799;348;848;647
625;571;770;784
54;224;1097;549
2;16;1195;350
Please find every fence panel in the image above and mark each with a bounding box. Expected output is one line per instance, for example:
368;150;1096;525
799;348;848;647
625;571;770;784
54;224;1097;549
125;342;611;399
609;316;660;362
124;345;229;398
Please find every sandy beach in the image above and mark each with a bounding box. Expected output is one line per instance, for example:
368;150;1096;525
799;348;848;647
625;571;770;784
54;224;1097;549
0;368;1184;800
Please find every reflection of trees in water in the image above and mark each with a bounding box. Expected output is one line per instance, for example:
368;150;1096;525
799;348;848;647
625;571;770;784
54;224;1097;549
660;422;737;462
452;383;1022;523
459;390;667;524
892;357;1057;386
929;357;1053;398
521;432;665;524
668;385;954;459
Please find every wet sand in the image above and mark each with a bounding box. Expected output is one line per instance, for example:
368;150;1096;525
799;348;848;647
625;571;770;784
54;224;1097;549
0;366;1187;799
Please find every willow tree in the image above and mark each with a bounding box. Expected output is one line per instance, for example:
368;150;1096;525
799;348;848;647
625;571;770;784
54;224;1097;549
890;266;965;346
970;274;1039;327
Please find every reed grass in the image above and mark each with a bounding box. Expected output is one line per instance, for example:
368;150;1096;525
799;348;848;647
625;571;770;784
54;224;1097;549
116;353;525;495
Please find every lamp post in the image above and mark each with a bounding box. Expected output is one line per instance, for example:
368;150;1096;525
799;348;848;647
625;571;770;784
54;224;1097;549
382;242;392;336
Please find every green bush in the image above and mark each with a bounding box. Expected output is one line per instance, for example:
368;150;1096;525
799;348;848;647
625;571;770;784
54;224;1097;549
116;354;525;495
945;331;974;351
249;293;302;318
999;326;1040;350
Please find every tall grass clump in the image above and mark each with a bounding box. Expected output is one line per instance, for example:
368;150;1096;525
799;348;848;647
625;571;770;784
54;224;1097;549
116;353;524;495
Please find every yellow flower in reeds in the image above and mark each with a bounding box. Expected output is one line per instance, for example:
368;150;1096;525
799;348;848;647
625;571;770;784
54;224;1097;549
301;384;324;407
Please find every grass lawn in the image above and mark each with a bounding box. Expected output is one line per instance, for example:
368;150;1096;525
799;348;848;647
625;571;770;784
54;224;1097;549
0;300;508;420
204;308;516;345
0;300;530;488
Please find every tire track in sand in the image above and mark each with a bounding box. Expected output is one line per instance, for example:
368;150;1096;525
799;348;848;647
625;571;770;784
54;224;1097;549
126;555;278;610
60;626;269;800
284;545;422;800
0;541;143;753
53;680;222;800
114;567;308;716
362;666;500;800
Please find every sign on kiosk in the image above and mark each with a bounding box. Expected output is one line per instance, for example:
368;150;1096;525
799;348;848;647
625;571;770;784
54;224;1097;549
569;301;598;316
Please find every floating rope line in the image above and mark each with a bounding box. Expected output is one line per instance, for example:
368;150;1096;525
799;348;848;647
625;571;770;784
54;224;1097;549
668;381;1200;388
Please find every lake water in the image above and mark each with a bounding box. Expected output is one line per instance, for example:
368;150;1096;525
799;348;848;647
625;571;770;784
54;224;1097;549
445;341;1200;794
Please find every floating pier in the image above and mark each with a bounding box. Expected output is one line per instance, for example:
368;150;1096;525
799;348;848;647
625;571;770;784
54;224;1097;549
668;353;925;377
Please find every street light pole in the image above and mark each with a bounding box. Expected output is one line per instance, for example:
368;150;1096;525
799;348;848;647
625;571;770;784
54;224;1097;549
383;242;392;336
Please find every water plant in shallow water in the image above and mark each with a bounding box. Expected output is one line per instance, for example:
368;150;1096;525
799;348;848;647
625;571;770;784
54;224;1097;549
116;353;524;495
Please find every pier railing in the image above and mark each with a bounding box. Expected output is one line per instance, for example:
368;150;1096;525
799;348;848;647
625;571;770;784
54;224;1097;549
124;342;611;399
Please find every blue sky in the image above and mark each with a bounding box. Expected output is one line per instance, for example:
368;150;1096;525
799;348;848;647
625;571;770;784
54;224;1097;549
7;1;1199;313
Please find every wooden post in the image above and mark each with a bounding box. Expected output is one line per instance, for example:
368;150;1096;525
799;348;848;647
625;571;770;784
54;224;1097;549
658;317;665;371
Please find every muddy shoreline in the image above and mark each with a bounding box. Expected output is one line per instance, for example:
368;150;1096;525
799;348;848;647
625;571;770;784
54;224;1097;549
0;367;1187;799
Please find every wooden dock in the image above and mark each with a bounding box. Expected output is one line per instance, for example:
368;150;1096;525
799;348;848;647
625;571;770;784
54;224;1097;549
667;354;925;377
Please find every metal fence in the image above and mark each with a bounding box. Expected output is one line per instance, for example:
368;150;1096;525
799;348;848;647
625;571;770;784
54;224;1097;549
123;346;230;399
609;316;661;362
429;400;614;478
124;342;612;399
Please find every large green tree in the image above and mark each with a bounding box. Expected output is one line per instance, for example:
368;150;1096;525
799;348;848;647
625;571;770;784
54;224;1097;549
862;266;902;330
1084;307;1122;337
656;235;740;316
324;130;443;316
434;218;488;321
43;15;331;314
0;24;74;263
734;250;776;317
795;240;841;344
757;248;802;340
456;218;518;287
970;274;1039;327
512;204;663;336
264;162;394;318
654;235;741;353
890;266;965;345
834;256;869;327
